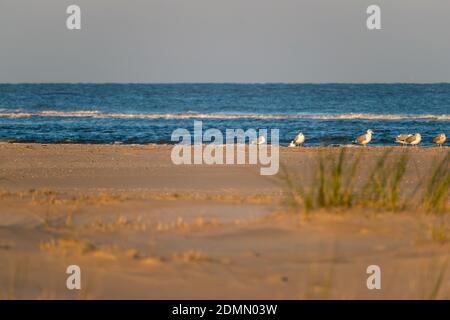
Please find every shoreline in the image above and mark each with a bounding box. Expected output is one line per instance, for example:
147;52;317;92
0;143;447;191
1;141;448;148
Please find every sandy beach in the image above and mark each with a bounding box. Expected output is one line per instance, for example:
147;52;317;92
0;143;449;299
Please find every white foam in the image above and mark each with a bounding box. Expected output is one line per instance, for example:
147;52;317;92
0;110;449;121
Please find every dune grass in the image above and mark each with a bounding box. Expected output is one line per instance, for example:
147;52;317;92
280;148;361;212
279;148;448;213
360;150;409;211
423;151;450;213
316;148;361;209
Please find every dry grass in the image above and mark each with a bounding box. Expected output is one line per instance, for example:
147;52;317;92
40;238;96;256
39;238;144;262
74;192;129;205
86;216;148;232
149;192;275;204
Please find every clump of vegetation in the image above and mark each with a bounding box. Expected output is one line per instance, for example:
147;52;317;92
280;148;360;212
423;152;450;213
360;150;409;211
279;148;449;214
315;149;361;209
40;238;96;256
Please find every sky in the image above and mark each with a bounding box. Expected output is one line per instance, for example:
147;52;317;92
1;0;449;83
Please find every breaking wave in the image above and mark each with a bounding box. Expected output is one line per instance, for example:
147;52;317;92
0;110;449;121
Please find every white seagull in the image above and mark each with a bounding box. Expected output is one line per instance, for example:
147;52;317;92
355;129;373;146
293;132;305;146
431;133;446;147
405;133;421;146
252;136;266;145
395;134;412;145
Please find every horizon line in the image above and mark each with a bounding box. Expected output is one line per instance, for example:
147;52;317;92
1;82;450;85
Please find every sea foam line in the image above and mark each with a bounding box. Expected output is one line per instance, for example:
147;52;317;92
0;110;449;121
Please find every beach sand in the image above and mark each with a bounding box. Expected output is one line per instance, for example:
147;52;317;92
0;143;449;299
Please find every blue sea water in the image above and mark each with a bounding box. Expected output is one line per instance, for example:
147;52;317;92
0;83;448;146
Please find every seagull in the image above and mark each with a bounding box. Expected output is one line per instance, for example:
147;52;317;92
405;133;421;146
395;134;412;145
288;140;296;148
355;129;373;146
431;133;446;147
293;132;305;146
252;136;266;145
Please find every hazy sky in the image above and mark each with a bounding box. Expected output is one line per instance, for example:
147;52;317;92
1;0;449;83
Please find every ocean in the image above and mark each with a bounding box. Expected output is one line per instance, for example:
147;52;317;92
0;83;448;146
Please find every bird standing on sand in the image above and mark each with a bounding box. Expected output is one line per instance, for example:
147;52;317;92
293;132;305;146
395;134;412;146
405;133;421;146
252;136;266;145
355;129;373;146
431;133;446;147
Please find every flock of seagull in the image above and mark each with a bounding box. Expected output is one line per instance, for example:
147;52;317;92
252;131;447;147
